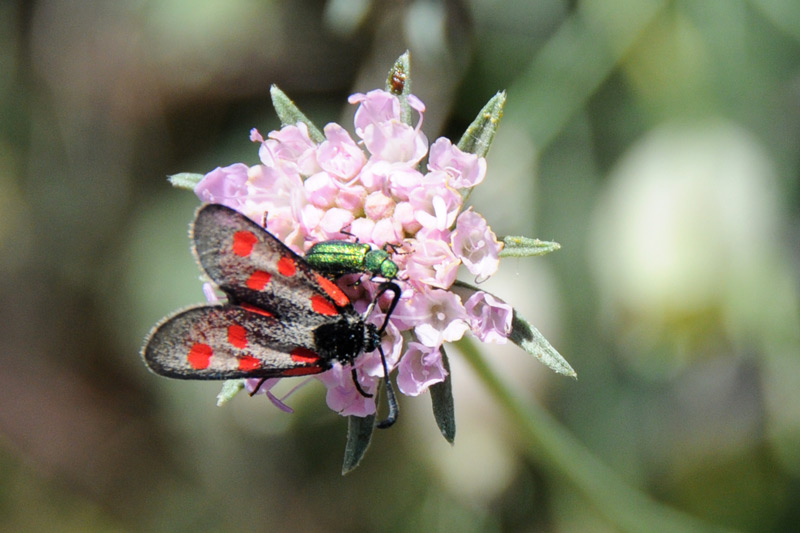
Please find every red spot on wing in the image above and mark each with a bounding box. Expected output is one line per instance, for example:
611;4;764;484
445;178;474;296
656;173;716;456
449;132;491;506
290;347;320;363
277;255;296;277
233;230;258;257
238;355;261;371
227;324;247;349
315;274;350;307
187;343;212;370
311;295;338;316
246;270;271;290
240;303;273;318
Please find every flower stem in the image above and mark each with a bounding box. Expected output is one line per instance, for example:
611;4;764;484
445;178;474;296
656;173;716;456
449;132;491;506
455;336;731;532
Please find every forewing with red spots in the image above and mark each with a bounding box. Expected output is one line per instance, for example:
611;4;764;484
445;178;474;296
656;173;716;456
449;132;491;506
143;304;331;379
192;204;352;327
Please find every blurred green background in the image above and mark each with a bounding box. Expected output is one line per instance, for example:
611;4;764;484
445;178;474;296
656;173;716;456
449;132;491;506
2;0;799;531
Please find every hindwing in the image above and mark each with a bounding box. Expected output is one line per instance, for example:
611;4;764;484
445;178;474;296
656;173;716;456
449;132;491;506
143;304;330;379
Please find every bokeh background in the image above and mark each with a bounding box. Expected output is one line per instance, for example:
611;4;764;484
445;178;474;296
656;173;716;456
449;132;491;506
2;0;800;531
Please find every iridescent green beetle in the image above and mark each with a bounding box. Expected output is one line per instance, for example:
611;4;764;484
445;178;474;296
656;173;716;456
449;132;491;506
305;241;400;281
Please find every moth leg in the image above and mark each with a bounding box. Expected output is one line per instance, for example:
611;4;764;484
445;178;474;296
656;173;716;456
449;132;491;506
249;378;268;396
351;367;373;398
376;343;398;429
375;282;402;335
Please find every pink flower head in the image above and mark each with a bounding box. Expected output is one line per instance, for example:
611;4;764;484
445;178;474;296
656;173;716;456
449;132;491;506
428;137;487;189
349;217;376;243
248;162;304;212
262;123;321;176
318;123;366;181
317;207;355;240
401;288;470;348
464;291;513;344
349;90;428;165
188;85;511;421
393;201;422;234
364;191;395;220
364;119;429;165
409;172;462;231
317;364;377;417
451;208;503;283
333;181;366;212
350;89;402;130
387;166;425;201
194;163;250;210
404;232;461;289
357;160;391;191
304;172;338;208
397;342;447;396
371;217;404;248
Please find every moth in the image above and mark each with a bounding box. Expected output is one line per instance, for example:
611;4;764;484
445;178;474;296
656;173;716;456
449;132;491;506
142;204;400;427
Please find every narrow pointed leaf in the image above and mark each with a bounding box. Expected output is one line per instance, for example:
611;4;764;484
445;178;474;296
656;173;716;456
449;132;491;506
270;85;325;143
342;413;376;474
430;346;456;443
216;379;245;406
509;309;577;378
457;91;506;158
452;280;576;378
500;236;561;258
386;51;412;125
168;172;204;190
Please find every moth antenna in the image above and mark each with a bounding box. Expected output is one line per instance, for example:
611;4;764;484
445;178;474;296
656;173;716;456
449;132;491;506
376;343;398;429
351;367;373;398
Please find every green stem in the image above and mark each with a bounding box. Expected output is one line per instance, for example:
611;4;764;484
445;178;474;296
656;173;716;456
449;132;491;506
456;336;732;533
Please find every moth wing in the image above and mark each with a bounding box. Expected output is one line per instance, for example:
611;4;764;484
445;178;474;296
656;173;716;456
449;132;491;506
192;204;355;326
142;304;330;380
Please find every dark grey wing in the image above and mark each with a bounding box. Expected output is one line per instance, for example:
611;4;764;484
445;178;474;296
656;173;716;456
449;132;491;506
142;304;330;380
191;204;358;327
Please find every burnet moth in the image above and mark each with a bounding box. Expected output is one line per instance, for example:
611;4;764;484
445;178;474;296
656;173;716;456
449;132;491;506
142;203;401;428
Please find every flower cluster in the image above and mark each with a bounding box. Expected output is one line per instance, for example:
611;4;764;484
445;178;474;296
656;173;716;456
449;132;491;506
194;89;512;417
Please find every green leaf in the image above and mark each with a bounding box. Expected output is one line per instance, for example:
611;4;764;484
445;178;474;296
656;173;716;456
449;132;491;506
270;85;325;143
509;309;577;379
499;236;561;258
386;51;412;125
168;172;204;190
457;91;506;158
342;413;376;474
430;346;456;443
216;379;245;406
